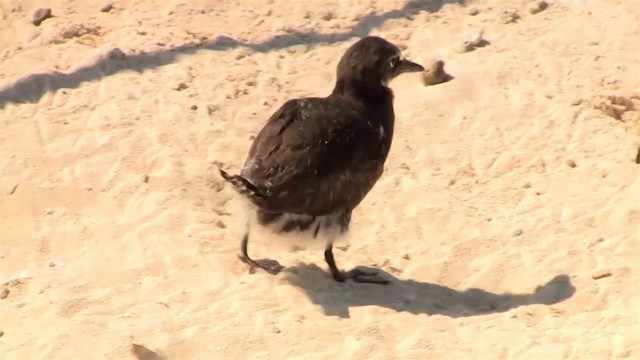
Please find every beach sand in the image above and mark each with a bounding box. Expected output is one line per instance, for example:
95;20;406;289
1;0;639;358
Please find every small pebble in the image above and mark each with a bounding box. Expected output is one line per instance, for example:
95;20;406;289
207;104;220;114
321;12;334;21
190;104;198;111
529;0;548;15
0;330;4;337
421;59;452;86
454;29;486;53
105;47;126;60
512;229;523;237
259;98;268;106
500;8;520;24
172;83;188;91
468;6;480;16
31;8;52;26
589;237;605;248
100;2;114;13
0;286;8;299
592;271;612;280
467;29;485;47
143;175;149;183
7;184;18;195
48;260;65;267
454;41;476;54
566;159;577;168
635;146;640;164
271;327;281;334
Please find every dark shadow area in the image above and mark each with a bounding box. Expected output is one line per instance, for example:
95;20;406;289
473;39;491;48
131;343;166;360
0;0;464;109
283;263;575;318
441;74;455;83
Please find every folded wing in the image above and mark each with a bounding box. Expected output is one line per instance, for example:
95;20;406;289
241;98;376;215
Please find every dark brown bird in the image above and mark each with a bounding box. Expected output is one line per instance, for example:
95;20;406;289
219;36;425;284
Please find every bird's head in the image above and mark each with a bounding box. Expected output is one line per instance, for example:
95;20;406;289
335;36;425;88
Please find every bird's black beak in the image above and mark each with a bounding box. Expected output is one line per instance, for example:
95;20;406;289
396;58;425;74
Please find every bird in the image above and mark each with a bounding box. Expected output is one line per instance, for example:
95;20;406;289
219;36;425;284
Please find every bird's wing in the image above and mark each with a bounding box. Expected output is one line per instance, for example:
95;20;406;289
241;98;373;215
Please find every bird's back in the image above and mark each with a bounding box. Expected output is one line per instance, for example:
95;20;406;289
239;92;395;215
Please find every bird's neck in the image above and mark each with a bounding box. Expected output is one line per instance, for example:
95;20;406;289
331;76;396;158
331;76;392;105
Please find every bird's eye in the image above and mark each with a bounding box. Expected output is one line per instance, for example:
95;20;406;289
389;56;399;68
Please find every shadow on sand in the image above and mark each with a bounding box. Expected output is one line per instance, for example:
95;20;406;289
131;343;166;360
282;263;575;318
0;0;464;108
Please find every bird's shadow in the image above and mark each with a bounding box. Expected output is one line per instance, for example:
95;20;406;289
282;263;575;318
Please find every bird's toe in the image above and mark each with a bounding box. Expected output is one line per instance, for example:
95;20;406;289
254;259;284;275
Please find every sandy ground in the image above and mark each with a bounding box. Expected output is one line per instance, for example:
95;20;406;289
1;0;640;359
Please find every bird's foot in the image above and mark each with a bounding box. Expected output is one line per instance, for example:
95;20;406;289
238;255;284;275
333;268;390;285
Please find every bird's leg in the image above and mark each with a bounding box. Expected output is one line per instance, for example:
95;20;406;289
324;240;389;285
238;232;284;275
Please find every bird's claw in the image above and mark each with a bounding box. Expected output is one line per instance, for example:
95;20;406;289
239;255;284;275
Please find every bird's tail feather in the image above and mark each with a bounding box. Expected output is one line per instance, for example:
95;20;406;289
218;168;268;202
